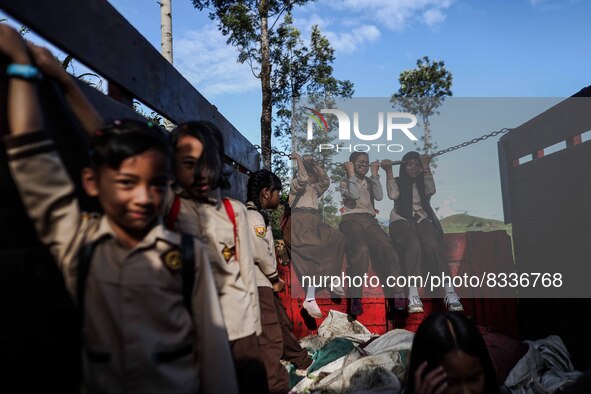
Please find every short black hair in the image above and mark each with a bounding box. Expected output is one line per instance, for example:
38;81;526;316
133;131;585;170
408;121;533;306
349;151;369;162
247;169;282;226
90;119;172;170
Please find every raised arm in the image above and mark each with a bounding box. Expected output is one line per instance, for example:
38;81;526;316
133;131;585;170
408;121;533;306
368;160;383;201
289;153;309;194
420;154;436;196
340;161;360;200
28;43;103;135
0;25;42;136
381;159;399;200
311;160;331;197
2;25;82;272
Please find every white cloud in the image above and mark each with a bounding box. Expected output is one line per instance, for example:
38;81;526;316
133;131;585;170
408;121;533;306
423;8;447;27
436;194;459;218
333;0;454;31
296;13;332;31
175;24;259;97
293;13;380;55
527;0;575;12
324;24;381;54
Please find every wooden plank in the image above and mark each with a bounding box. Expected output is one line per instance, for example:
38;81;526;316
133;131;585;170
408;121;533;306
107;81;133;108
501;96;591;161
510;140;591;221
0;0;259;172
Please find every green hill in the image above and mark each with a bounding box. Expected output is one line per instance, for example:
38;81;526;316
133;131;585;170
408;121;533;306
440;214;512;237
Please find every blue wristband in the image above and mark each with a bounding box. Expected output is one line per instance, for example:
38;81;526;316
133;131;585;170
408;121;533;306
6;64;41;81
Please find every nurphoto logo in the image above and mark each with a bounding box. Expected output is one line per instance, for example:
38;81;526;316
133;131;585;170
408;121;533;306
304;108;419;153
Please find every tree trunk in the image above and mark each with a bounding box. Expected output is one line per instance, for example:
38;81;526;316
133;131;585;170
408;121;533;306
160;0;175;130
259;0;272;169
160;0;173;63
423;116;430;154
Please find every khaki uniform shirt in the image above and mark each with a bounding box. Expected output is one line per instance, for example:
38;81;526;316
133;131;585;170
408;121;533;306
164;188;261;339
386;174;436;224
4;131;237;394
340;175;383;216
288;164;330;209
246;202;279;288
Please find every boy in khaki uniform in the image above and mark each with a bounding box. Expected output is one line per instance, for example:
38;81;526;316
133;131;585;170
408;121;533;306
0;25;236;394
339;151;404;316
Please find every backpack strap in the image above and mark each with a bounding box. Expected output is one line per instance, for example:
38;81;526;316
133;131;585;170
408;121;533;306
165;195;181;230
77;241;98;325
222;198;238;260
180;232;195;315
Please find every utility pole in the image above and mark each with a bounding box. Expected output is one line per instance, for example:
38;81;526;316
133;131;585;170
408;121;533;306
159;0;175;130
160;0;173;64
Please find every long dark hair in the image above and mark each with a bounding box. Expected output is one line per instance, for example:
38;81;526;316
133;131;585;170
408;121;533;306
399;151;422;182
396;150;444;238
247;169;282;226
396;151;428;218
406;312;499;394
170;120;232;190
90;119;172;170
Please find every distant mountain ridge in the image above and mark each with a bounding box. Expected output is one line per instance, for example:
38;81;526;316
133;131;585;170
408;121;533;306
375;213;512;236
440;214;512;236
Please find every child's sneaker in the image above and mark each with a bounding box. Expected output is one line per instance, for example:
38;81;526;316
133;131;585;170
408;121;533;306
408;295;424;313
444;293;464;312
303;299;324;318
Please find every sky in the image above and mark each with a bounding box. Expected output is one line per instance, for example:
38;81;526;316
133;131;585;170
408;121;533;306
2;0;590;221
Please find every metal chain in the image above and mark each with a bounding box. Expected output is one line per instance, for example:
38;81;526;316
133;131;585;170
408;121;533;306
431;127;512;158
253;127;512;167
253;144;291;159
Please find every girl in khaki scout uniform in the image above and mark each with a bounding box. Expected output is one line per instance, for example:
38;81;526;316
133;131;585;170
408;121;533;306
0;25;236;394
383;151;463;314
246;170;313;393
288;153;346;319
165;121;266;394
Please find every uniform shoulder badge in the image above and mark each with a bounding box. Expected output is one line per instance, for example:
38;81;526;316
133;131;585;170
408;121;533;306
162;248;182;271
254;225;266;238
